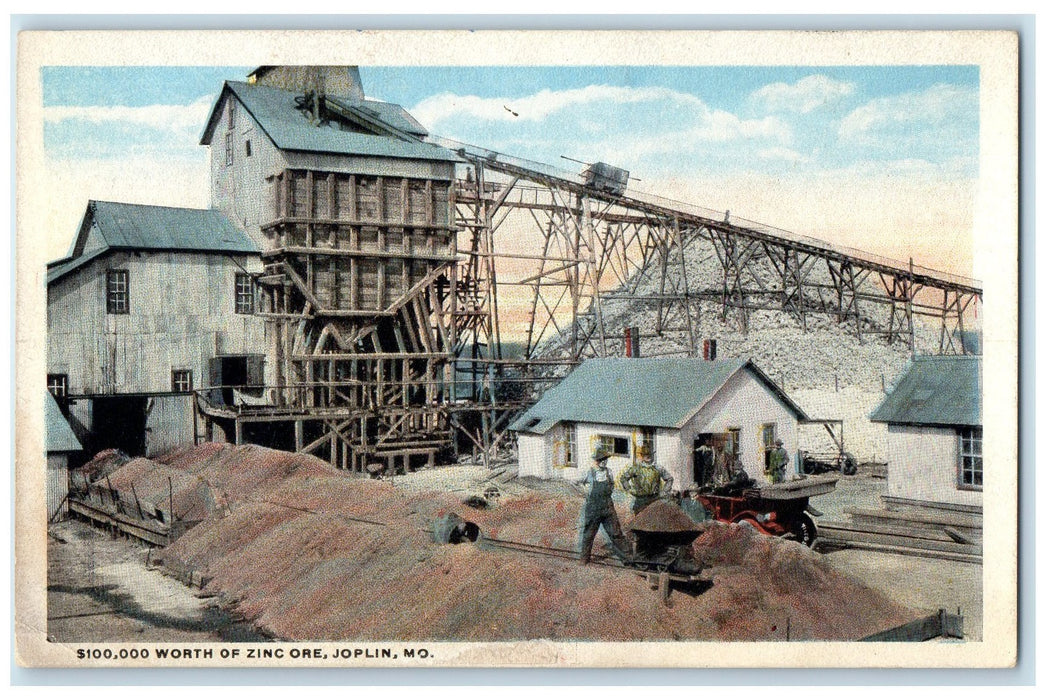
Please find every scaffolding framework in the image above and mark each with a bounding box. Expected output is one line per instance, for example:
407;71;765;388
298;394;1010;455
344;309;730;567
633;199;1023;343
201;135;983;470
443;141;983;368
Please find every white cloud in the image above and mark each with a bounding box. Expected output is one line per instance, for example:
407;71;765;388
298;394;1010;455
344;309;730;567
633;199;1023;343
414;84;794;169
695;111;790;143
838;83;978;144
43;95;215;135
751;75;856;114
411;84;698;125
601;111;792;166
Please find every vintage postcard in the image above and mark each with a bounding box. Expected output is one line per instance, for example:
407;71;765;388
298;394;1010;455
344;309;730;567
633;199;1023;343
14;29;1019;669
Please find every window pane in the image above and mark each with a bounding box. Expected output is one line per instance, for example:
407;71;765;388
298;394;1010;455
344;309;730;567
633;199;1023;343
47;374;68;398
107;270;129;314
172;370;193;392
235;273;254;314
959;426;984;487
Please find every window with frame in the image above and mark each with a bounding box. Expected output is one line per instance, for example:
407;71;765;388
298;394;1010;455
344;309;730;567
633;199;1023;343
761;423;777;468
245;139;252;157
106;270;129;314
171;369;193;393
235;273;255;314
47;373;68;399
640;427;656;459
228;98;236;128
564;423;578;467
958;426;983;489
598;435;630;458
726;428;741;458
723;427;742;472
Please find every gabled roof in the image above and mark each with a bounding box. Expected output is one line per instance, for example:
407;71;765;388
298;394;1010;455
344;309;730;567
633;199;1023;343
870;355;981;427
200;81;461;163
47;201;259;286
46;392;82;453
509;357;808;435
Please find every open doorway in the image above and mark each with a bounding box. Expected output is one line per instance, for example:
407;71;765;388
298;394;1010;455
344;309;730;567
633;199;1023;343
209;354;265;406
91;396;148;457
693;433;716;488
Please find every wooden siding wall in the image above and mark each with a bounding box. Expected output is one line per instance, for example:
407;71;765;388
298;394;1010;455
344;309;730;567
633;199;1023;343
47;251;266;396
210;94;289;251
681;370;801;488
517;424;682;487
517;433;554;479
47;454;69;521
885;425;982;507
266;169;453;313
253;164;458;471
146;395;196;456
210;93;455;254
251;66;364;99
205;90;462;471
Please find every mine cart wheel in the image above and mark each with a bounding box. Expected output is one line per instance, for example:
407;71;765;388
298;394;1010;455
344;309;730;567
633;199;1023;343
792;513;817;547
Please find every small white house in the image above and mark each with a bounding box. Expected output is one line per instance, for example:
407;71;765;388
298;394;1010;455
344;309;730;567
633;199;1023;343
870;355;982;511
510;357;809;488
46;392;82;522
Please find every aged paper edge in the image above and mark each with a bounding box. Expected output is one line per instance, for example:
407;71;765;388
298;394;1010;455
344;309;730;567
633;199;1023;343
13;28;1019;669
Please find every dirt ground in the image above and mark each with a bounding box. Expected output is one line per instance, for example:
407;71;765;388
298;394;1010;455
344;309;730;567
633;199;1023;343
809;470;983;641
47;457;983;642
823;549;982;641
47;519;268;643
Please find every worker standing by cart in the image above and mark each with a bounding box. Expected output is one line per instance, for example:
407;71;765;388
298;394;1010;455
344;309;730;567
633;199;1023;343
767;439;790;484
621;444;674;514
576;447;629;565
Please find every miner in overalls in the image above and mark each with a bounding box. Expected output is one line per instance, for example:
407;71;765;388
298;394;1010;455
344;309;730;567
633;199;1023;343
576;447;629;565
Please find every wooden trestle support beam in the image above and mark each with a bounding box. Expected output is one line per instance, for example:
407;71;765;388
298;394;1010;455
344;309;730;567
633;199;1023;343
200;167;469;472
451;150;984;375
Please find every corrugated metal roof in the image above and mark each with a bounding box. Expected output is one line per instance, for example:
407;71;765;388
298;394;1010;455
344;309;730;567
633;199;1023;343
47;201;258;285
46;392;82;453
869;355;981;427
46;247;109;287
201;82;460;163
509;357;807;434
87;200;257;252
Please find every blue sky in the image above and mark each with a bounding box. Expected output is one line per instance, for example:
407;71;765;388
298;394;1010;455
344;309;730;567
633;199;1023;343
38;64;981;271
42;64;979;176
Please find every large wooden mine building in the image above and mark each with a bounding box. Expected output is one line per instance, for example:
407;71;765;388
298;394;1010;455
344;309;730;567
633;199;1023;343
48;66;467;473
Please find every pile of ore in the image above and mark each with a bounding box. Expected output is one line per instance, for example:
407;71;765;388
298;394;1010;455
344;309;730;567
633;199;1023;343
122;445;920;641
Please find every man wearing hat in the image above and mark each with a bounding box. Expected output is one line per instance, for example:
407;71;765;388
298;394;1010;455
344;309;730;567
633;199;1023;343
767;438;790;484
575;446;629;565
620;444;674;514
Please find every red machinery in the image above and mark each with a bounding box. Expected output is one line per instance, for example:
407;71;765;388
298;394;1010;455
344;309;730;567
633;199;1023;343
696;474;838;547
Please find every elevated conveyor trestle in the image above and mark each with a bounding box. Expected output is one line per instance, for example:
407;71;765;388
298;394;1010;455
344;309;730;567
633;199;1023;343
433;136;983;369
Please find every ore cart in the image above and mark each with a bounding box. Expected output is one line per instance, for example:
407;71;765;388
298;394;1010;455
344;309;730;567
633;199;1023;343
697;474;838;547
626;499;711;603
